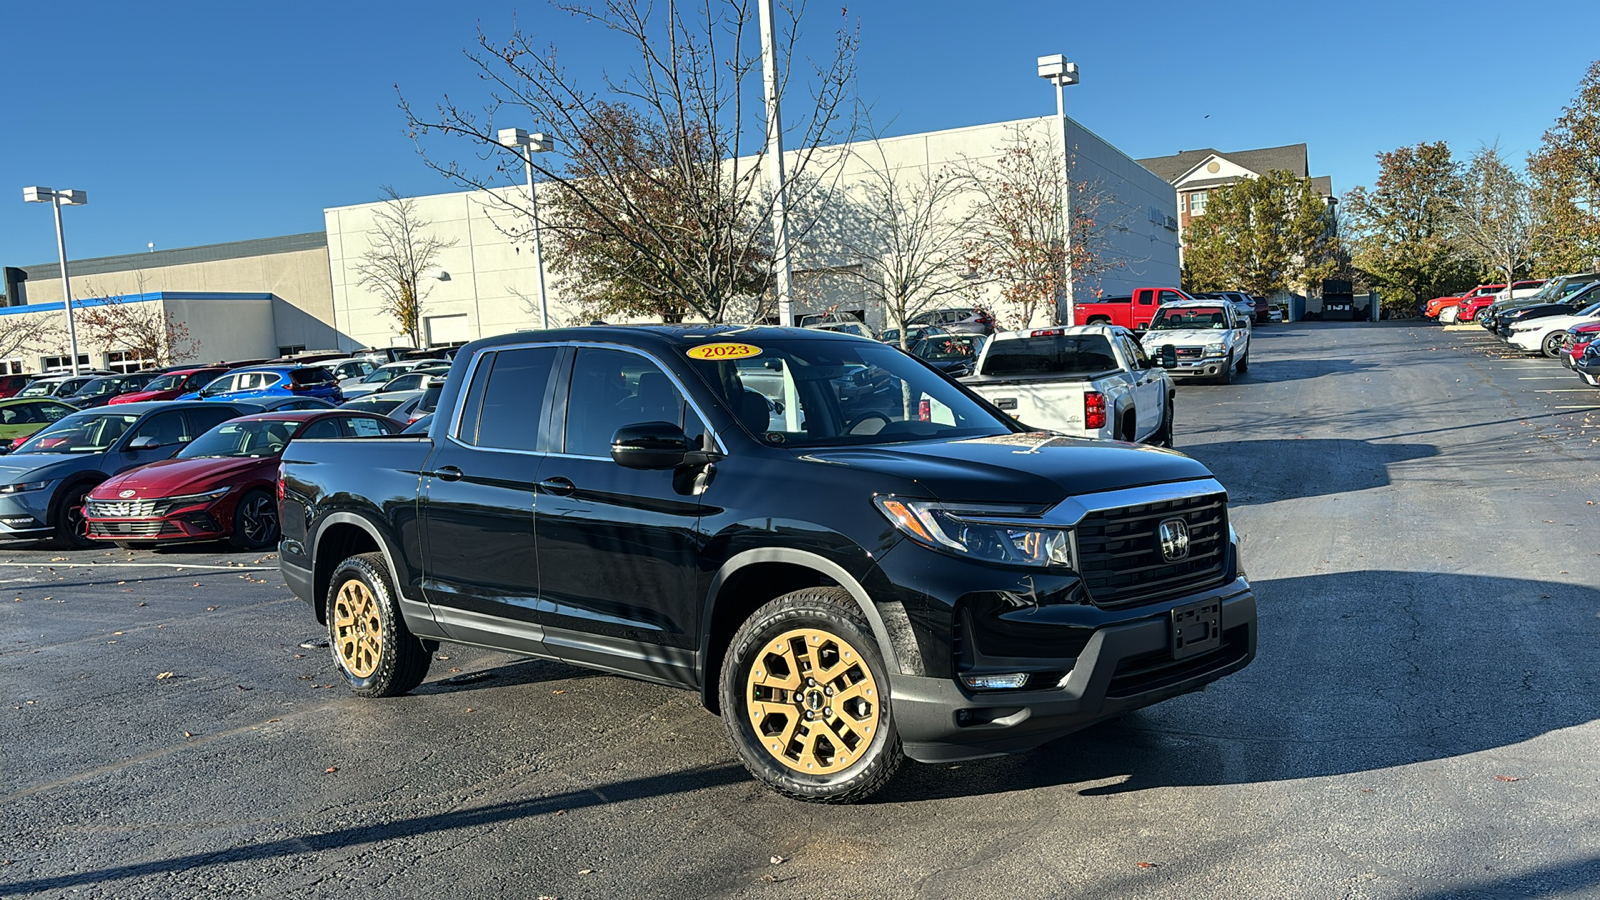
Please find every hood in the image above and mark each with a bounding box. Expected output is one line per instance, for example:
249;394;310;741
91;456;272;500
800;433;1214;507
1142;329;1230;346
1519;314;1591;333
111;389;184;405
0;454;99;485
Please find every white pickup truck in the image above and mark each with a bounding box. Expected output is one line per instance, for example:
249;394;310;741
960;324;1175;445
1139;299;1251;384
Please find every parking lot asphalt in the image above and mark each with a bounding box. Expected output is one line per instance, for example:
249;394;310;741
3;321;1598;899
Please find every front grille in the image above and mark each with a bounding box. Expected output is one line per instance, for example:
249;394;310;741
1174;347;1202;359
85;499;160;518
88;520;180;538
1074;492;1228;607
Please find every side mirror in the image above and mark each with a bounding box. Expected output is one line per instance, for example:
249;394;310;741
1159;344;1178;368
611;422;691;470
128;436;161;451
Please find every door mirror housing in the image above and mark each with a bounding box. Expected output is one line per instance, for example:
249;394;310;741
611;422;691;470
1157;344;1178;368
128;436;162;451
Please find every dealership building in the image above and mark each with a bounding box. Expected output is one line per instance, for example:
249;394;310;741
5;113;1180;370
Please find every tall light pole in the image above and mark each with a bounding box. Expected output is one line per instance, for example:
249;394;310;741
22;186;88;374
1037;54;1080;327
758;0;793;327
497;128;557;330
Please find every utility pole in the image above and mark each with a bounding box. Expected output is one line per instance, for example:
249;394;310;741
759;0;793;327
1037;55;1080;327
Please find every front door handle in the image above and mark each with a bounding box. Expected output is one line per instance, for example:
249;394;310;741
433;465;463;482
538;476;575;496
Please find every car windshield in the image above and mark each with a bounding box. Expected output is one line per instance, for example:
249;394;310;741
343;397;405;414
980;334;1116;376
15;412;141;454
362;367;404;384
178;419;298;458
686;337;1010;448
1149;306;1230;330
74;377;124;397
16;383;55;398
913;334;986;362
143;373;187;391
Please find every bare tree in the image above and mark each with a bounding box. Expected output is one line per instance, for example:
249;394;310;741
963;126;1133;330
1450;146;1545;293
76;274;199;367
0;315;61;367
353;187;456;348
399;0;859;324
825;139;983;348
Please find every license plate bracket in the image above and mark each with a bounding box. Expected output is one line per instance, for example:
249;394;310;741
1170;599;1221;659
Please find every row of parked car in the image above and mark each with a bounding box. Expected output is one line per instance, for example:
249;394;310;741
1443;271;1600;386
0;348;460;552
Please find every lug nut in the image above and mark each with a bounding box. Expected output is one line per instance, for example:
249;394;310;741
824;686;834;696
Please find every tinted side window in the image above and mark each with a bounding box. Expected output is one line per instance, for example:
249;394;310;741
345;416;396;437
297;419;343;440
186;407;240;437
129;412;188;446
564;348;684;457
472;347;560;451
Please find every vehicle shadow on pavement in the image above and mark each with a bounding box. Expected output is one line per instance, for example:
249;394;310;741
0;764;751;896
1178;438;1438;505
877;570;1599;803
412;656;599;693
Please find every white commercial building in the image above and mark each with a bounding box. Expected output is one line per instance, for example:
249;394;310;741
325;114;1180;350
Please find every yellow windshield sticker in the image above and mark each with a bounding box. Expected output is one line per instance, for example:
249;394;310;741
686;343;762;361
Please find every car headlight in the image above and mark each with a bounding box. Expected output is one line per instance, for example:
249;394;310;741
873;496;1073;568
159;488;231;507
1205;342;1226;356
0;481;49;494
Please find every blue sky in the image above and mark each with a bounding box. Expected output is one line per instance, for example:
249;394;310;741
2;0;1596;267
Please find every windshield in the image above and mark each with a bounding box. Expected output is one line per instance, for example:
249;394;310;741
16;383;54;398
178;419;298;458
143;373;187;391
15;412;140;453
686;337;1010;448
361;367;404;384
913;334;986;362
1149;306;1230;330
74;377;124;397
980;334;1116;376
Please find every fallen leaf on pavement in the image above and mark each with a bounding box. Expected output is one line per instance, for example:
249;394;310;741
324;766;338;774
1495;775;1520;782
156;672;175;680
206;606;219;611
578;869;594;876
1136;862;1158;868
770;855;785;865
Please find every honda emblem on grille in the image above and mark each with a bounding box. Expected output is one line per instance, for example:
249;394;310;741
1157;517;1190;562
118;490;136;499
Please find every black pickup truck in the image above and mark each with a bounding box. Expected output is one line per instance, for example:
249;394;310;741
278;326;1256;802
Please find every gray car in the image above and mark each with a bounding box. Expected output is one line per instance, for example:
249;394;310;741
0;401;254;547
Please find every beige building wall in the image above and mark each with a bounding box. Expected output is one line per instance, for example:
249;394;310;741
20;247;338;353
0;295;275;373
324;114;1181;347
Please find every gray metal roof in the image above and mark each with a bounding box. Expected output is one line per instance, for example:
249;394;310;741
17;231;327;282
1137;144;1311;184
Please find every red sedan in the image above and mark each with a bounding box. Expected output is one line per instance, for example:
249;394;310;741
109;367;230;405
1561;322;1600;369
83;410;397;550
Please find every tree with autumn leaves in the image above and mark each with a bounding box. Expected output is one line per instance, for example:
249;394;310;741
1529;60;1600;274
1182;169;1339;298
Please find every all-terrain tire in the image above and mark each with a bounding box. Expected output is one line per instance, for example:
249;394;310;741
1235;348;1249;374
720;587;903;803
1217;353;1234;385
326;552;431;698
1153;398;1175;448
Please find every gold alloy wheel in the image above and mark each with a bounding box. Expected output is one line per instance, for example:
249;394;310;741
745;627;880;774
332;580;383;679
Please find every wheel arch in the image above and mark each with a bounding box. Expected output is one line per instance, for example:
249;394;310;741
51;472;108;525
698;547;914;714
308;512;406;624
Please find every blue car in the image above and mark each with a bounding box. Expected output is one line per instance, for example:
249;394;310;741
0;401;255;547
178;365;343;405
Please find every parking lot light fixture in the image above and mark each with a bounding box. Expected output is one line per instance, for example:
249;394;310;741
22;185;88;375
497;128;557;330
1037;54;1080;327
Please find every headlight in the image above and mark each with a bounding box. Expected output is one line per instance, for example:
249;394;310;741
0;481;49;494
159;488;231;507
1205;342;1226;356
873;496;1073;568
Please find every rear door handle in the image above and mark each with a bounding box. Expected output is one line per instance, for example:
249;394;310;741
538;476;575;496
432;465;463;482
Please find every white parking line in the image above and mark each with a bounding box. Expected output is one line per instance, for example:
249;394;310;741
1554;406;1600;409
1536;389;1597;393
0;562;275;571
1518;376;1576;379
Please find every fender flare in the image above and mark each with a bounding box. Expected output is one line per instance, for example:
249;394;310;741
697;546;921;706
309;510;411;608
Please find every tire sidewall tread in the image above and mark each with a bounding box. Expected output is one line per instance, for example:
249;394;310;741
327;552;431;698
719;587;903;804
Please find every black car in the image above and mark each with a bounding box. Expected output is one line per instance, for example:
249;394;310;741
277;326;1256;803
1494;284;1600;336
58;372;162;409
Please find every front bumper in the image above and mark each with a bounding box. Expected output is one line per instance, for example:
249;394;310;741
889;578;1254;762
1161;355;1228;378
84;496;232;544
1506;330;1543;351
0;483;59;538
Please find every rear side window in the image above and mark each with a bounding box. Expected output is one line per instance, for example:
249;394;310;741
979;335;1118;376
345;416;396;437
297;419;343;440
290;368;334;385
459;347;559;451
186;407;241;437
